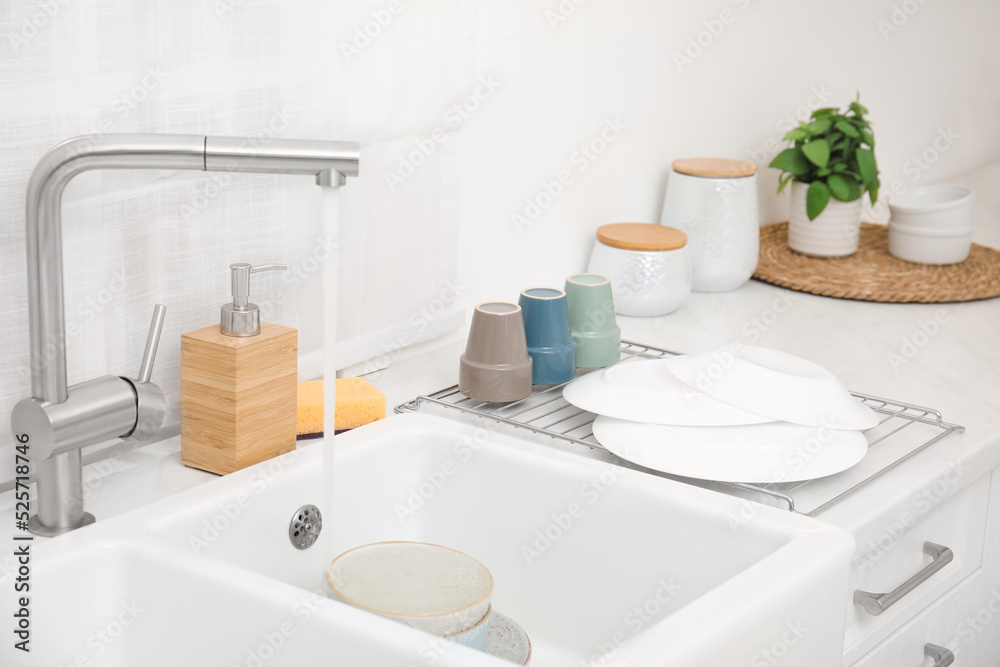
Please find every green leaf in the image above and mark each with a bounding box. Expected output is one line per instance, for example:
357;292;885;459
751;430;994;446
769;148;811;176
856;148;877;186
835;120;860;138
805;119;832;135
817;167;832;177
827;132;852;154
806;181;831;220
812;107;838;118
833;163;846;172
801;140;830;168
850;100;869;116
826;173;850;200
860;129;874;146
783;128;809;142
868;176;881;205
827;173;862;201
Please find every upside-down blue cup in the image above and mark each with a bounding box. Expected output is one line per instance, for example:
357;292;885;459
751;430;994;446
518;287;576;385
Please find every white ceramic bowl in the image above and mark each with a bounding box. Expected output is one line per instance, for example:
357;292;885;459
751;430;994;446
326;541;493;637
562;359;773;426
592;417;869;483
444;605;492;651
888;222;974;265
889;185;974;230
664;345;880;430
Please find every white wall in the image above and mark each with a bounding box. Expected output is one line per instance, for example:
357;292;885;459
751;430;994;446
453;0;1000;309
2;0;998;486
0;1;329;487
0;0;471;485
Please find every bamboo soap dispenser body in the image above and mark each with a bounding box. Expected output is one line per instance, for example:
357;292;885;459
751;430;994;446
181;262;297;475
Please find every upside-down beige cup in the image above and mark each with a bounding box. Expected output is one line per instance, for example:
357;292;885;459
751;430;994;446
459;302;533;402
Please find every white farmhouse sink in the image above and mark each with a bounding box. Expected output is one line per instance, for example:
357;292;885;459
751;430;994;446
4;413;855;666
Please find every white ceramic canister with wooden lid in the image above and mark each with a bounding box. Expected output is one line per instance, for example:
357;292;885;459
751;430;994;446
586;223;692;317
659;157;759;292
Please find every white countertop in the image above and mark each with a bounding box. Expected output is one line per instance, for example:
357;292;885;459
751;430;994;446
5;276;996;544
3;165;1000;561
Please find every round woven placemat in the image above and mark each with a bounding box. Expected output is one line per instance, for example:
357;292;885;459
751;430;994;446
754;222;1000;303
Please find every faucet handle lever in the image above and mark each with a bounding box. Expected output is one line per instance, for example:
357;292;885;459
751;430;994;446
122;303;168;444
137;304;167;383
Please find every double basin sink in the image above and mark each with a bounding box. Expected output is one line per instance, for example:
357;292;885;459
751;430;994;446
3;413;855;666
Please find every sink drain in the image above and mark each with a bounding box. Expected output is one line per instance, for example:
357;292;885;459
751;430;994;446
288;504;322;550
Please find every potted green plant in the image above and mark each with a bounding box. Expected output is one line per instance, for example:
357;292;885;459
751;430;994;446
769;96;879;257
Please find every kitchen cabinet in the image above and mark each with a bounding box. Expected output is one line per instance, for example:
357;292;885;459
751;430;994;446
851;471;1000;665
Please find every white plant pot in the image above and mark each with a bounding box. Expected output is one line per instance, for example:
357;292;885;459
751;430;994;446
787;181;863;257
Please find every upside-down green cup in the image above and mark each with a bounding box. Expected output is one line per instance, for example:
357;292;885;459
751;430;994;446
564;273;621;368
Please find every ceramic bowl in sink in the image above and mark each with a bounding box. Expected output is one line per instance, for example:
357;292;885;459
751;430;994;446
444;604;493;650
326;540;493;637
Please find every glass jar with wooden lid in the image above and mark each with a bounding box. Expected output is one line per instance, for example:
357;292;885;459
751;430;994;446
586;223;692;317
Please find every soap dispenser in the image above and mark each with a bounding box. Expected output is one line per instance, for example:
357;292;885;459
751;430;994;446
181;262;298;475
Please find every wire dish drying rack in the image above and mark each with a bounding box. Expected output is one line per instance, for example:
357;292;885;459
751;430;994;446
395;341;965;517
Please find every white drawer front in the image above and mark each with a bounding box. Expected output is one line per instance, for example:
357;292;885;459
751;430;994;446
852;568;994;667
843;473;990;663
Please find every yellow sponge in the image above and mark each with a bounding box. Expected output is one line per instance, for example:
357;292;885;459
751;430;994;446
296;378;386;439
296;381;325;439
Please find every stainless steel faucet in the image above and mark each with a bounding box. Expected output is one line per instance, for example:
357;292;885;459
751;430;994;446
11;134;360;536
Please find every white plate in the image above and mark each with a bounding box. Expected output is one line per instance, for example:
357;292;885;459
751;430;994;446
664;345;879;430
592;417;869;483
562;359;773;426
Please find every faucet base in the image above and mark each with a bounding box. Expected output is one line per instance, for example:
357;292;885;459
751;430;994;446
28;512;95;537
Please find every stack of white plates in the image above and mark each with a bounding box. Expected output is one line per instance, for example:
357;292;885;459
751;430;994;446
563;344;878;483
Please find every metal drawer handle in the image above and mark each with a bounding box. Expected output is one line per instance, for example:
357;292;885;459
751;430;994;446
924;643;955;667
853;542;953;616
